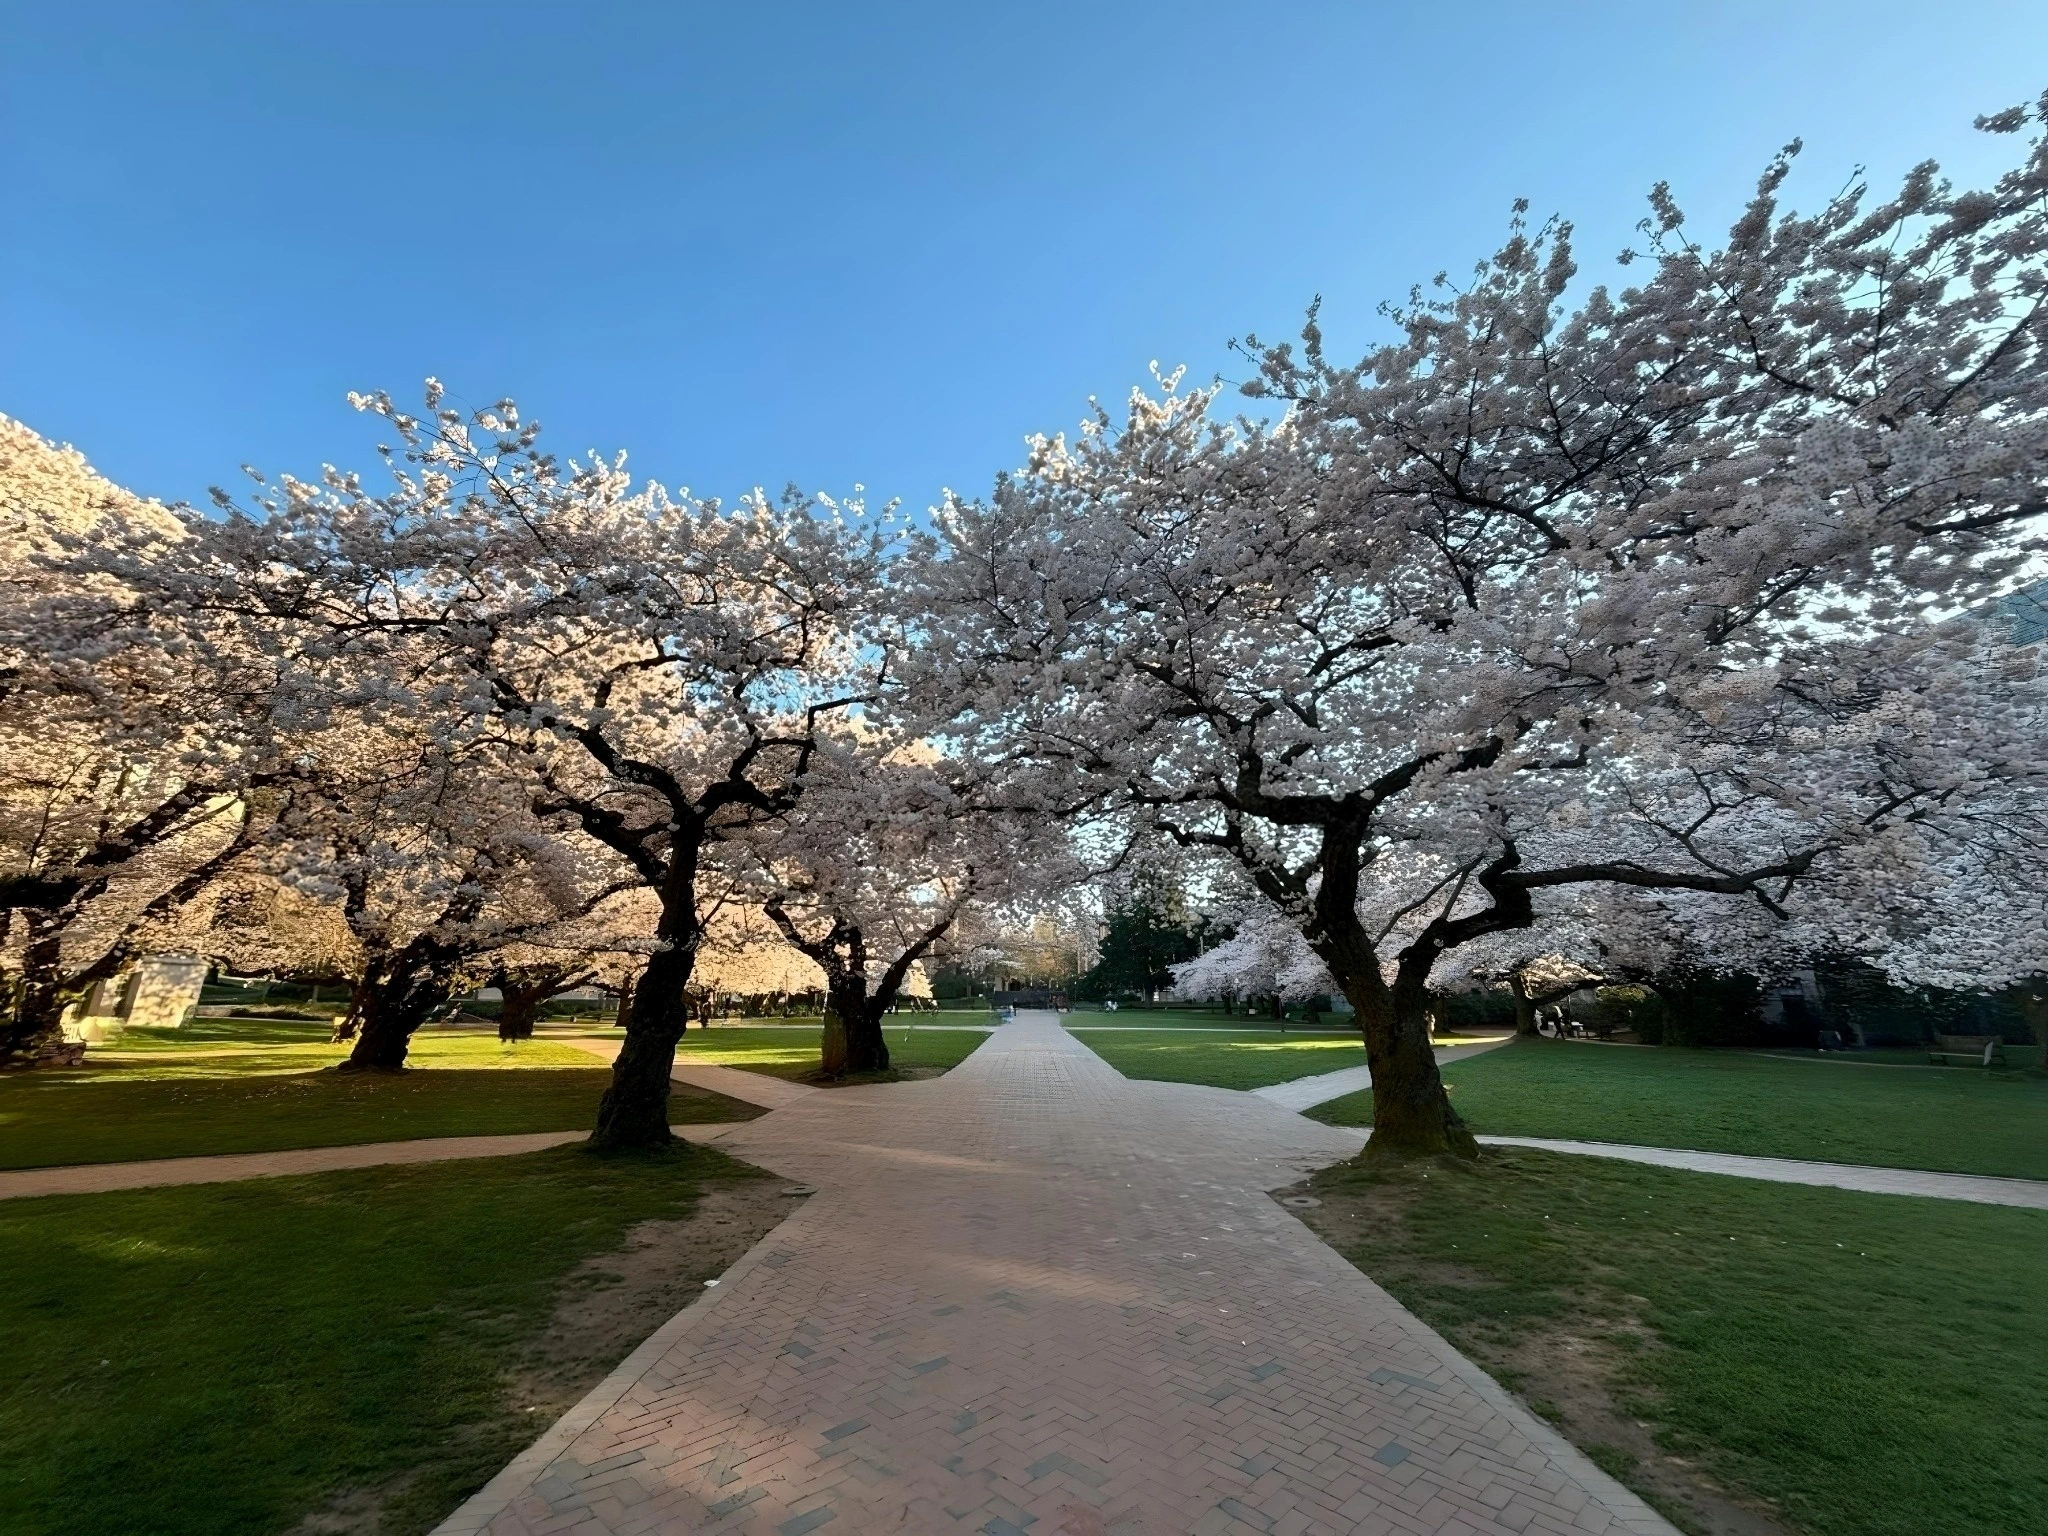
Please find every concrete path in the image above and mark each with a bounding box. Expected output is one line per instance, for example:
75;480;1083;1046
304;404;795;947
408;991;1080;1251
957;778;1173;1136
1252;1039;1511;1112
438;1013;1672;1536
1475;1135;2048;1212
0;1130;587;1202
670;1063;821;1112
560;1033;825;1111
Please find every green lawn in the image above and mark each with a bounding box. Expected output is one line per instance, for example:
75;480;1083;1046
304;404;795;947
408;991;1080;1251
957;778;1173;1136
1308;1039;2048;1180
0;1024;754;1170
1069;1027;1367;1089
1301;1149;2048;1536
674;1023;990;1081
1065;1007;1313;1030
0;1145;769;1536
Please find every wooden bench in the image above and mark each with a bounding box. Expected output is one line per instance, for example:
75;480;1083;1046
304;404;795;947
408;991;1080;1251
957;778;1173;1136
1929;1033;2007;1067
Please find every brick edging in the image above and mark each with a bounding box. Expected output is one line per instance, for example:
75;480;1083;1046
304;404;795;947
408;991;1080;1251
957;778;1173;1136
429;1190;817;1535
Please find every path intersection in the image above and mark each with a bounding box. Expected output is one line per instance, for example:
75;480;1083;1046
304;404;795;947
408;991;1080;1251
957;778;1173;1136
441;1014;1671;1536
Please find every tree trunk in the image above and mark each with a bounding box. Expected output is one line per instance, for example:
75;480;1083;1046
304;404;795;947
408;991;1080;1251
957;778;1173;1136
498;985;540;1041
338;951;455;1072
843;999;890;1074
1510;973;1541;1037
0;915;85;1069
614;974;635;1031
1345;967;1477;1158
820;1001;850;1076
590;938;693;1151
332;985;361;1043
818;980;891;1076
1299;826;1476;1160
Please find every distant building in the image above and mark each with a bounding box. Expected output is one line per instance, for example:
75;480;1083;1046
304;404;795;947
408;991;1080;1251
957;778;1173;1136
64;955;210;1041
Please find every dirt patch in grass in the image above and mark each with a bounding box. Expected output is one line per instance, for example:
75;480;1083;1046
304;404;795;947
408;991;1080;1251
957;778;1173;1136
511;1178;799;1417
286;1168;799;1536
796;1064;950;1088
1287;1167;1791;1536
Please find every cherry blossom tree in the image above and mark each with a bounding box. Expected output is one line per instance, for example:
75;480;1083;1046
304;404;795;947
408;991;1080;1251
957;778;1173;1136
913;99;2048;1156
743;738;1072;1075
1168;906;1331;1016
0;415;289;1065
264;730;640;1069
190;387;891;1144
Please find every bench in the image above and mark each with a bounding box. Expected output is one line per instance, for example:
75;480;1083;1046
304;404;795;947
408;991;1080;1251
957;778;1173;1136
1929;1033;2007;1067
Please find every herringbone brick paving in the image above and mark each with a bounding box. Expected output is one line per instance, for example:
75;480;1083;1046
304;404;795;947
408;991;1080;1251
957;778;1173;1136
439;1014;1672;1536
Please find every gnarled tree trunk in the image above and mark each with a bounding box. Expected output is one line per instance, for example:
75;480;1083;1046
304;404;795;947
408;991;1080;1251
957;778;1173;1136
493;965;593;1042
2;914;79;1068
761;901;953;1081
1301;828;1476;1160
591;929;695;1151
1336;964;1476;1158
338;945;460;1072
1510;972;1541;1037
828;978;891;1076
498;986;540;1041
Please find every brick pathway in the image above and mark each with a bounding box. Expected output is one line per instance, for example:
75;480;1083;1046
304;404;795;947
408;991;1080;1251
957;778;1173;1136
438;1013;1671;1536
1251;1041;1509;1112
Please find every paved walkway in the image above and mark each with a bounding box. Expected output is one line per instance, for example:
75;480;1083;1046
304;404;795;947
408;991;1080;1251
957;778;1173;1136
438;1013;1671;1536
1474;1135;2048;1211
0;1130;588;1202
1252;1040;1511;1112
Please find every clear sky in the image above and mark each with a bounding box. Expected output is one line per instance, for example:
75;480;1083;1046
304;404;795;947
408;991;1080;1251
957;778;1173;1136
5;2;2046;515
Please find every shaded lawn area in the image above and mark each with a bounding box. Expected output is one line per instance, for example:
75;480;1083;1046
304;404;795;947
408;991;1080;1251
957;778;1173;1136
0;1026;754;1171
0;1145;770;1536
1308;1038;2048;1180
673;1024;990;1082
1300;1150;2048;1536
1069;1028;1366;1090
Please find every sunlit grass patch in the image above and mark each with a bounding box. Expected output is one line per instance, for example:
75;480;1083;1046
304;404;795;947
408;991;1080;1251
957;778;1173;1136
1308;1038;2048;1179
673;1024;989;1080
0;1021;750;1170
1069;1028;1366;1090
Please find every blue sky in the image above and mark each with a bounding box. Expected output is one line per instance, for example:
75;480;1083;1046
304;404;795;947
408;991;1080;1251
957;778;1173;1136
5;2;2046;515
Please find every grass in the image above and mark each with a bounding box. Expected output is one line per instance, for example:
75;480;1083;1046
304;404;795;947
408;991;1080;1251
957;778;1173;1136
1068;1026;1503;1091
1301;1149;2048;1536
673;1023;990;1081
1064;1007;1332;1030
0;1145;768;1536
0;1022;754;1170
1068;1027;1367;1089
1307;1038;2048;1180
